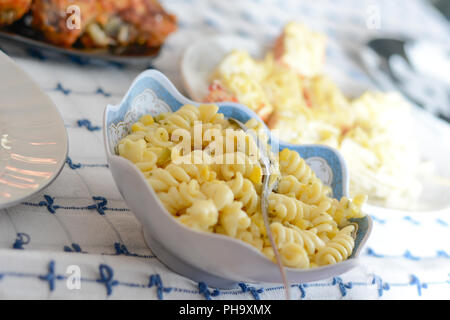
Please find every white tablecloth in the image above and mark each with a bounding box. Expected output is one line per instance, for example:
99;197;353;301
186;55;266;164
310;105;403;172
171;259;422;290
0;0;449;299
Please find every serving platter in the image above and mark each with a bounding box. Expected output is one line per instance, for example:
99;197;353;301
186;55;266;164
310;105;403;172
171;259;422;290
0;51;68;209
0;28;161;64
181;35;450;213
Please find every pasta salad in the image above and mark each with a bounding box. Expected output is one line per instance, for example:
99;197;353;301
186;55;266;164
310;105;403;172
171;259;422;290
117;104;366;268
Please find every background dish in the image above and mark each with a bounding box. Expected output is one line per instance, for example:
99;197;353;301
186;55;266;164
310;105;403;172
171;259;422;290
0;0;177;63
0;50;67;209
104;69;372;286
0;30;162;64
181;35;450;213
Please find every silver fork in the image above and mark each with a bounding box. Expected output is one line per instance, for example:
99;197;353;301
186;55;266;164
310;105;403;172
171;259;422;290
228;118;290;300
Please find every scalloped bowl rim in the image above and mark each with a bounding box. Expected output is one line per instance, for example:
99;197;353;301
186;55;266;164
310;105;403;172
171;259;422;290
103;69;373;282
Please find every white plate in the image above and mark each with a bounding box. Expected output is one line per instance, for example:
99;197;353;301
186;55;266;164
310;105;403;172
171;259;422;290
181;35;450;213
0;51;68;208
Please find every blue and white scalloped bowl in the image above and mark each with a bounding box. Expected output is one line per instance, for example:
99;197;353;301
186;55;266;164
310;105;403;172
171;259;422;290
103;70;372;288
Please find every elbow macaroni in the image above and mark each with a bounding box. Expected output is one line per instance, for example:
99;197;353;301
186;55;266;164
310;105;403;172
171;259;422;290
118;103;366;268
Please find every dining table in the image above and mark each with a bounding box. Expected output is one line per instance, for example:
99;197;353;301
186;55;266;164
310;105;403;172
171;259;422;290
0;0;449;299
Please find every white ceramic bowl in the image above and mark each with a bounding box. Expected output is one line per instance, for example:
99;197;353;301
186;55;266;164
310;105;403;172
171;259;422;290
0;51;68;209
103;69;372;287
181;35;450;213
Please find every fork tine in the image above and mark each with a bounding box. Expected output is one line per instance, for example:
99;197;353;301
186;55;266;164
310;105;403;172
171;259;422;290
229;117;290;299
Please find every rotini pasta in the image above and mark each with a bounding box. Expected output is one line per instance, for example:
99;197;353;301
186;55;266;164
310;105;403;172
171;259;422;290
118;103;367;268
278;242;309;269
146;164;191;192
157;180;205;214
236;221;265;251
270;222;325;257
220;201;251;237
200;180;234;210
226;172;260;214
268;193;311;223
315;225;355;265
279;148;319;185
178;199;219;232
278;175;331;207
162;104;200;132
